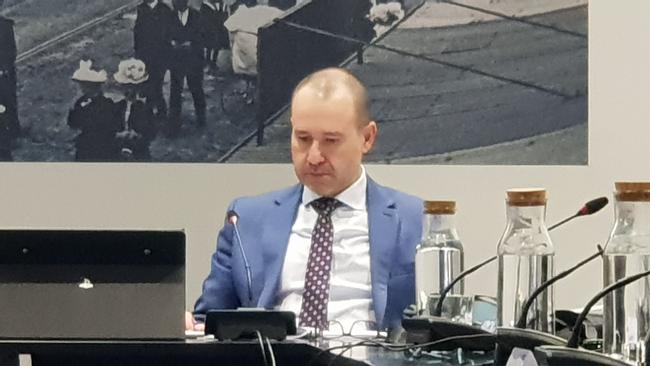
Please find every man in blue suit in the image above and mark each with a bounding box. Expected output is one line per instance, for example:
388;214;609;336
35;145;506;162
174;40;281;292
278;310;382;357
189;67;423;332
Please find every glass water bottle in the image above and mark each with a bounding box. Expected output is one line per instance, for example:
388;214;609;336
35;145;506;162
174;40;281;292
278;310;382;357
603;182;650;363
497;188;555;333
415;201;465;317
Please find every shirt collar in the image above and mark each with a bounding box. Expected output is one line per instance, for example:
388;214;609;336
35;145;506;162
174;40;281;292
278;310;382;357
147;0;158;9
302;166;367;211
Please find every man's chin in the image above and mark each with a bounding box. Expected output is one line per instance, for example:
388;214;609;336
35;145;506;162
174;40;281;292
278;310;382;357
303;177;338;197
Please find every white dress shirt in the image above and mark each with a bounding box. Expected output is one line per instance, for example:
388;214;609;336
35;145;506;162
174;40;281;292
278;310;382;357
147;0;158;9
178;9;189;26
277;167;375;332
203;1;216;11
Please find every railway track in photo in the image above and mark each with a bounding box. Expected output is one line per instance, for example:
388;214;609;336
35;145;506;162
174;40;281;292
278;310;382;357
16;1;140;64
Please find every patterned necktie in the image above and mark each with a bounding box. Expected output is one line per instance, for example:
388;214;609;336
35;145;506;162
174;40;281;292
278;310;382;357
299;197;343;329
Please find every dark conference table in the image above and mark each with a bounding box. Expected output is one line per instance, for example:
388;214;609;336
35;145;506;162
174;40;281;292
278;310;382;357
0;337;494;366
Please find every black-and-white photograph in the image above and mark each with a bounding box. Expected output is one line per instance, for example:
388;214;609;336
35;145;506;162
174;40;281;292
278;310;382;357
0;0;587;164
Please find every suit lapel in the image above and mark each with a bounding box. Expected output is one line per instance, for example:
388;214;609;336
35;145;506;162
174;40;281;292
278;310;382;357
256;184;303;307
366;178;399;327
254;179;401;325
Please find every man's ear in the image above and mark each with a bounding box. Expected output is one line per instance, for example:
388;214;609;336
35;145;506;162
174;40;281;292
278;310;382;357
362;121;377;154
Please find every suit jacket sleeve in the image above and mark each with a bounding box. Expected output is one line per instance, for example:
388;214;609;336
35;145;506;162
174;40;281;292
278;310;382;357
383;192;423;330
67;99;84;130
193;200;242;317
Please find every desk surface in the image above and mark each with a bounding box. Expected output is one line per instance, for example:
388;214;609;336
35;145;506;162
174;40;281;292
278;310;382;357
0;338;494;366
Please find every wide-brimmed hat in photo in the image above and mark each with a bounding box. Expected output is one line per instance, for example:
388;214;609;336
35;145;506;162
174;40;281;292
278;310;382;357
114;58;149;85
71;60;107;83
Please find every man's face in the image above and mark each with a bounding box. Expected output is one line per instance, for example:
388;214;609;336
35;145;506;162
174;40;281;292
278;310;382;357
173;0;189;11
290;89;377;197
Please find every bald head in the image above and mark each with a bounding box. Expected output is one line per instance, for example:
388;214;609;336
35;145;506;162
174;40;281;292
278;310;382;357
291;68;371;127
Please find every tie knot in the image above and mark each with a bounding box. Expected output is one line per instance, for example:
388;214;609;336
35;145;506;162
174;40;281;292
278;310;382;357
310;197;342;216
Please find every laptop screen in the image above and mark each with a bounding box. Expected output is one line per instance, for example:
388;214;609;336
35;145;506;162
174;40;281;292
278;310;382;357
0;230;185;340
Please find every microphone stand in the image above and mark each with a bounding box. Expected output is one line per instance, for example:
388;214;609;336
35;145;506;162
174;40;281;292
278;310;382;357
494;247;604;366
202;212;296;341
231;218;254;305
533;269;650;366
515;247;604;329
548;213;579;231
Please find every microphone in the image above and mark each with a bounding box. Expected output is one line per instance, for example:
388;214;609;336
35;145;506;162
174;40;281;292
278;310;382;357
494;247;604;366
494;246;604;366
548;197;609;231
227;210;253;306
434;196;609;317
567;269;650;349
203;211;298;341
532;270;650;366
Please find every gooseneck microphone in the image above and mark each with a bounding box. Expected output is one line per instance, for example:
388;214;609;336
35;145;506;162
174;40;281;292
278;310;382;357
567;269;650;348
548;197;609;231
515;246;604;329
227;210;254;306
203;211;297;341
433;196;610;318
495;247;607;366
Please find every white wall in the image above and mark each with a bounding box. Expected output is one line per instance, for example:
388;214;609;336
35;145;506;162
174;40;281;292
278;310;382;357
0;1;647;311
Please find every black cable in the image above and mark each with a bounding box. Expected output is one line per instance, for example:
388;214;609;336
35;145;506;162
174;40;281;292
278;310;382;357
384;333;496;352
310;332;495;365
276;19;575;99
345;335;410;349
326;341;379;366
265;337;277;366
327;333;497;365
439;0;587;40
255;330;270;366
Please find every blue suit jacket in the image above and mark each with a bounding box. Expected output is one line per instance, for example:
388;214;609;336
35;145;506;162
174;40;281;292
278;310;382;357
194;177;423;330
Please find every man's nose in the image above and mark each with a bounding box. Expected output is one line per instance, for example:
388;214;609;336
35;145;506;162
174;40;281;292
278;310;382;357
307;141;324;165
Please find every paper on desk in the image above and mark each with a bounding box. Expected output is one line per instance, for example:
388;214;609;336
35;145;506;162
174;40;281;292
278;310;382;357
506;348;539;366
185;330;206;338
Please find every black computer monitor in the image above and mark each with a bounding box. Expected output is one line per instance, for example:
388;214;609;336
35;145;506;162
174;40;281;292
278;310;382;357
0;229;185;340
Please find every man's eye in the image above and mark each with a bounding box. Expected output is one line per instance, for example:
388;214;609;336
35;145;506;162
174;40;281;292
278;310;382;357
325;138;339;144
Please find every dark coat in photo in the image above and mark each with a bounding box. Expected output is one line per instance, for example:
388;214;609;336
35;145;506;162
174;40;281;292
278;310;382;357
0;107;13;161
0;16;19;138
67;95;122;162
168;7;206;128
134;1;175;115
115;97;156;161
200;1;230;51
